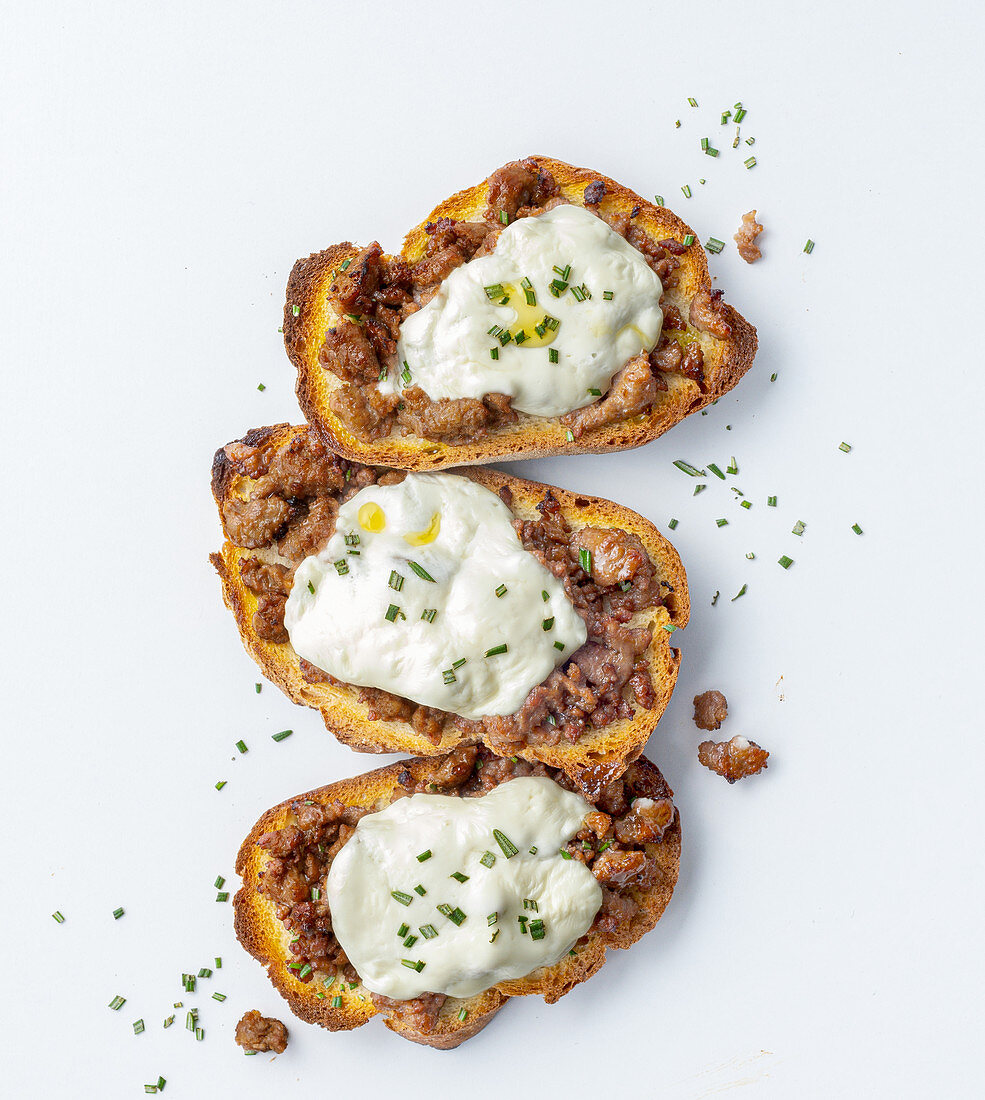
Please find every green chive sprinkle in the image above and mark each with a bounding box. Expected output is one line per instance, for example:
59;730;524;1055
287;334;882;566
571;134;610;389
770;372;777;382
565;428;575;442
391;891;414;906
421;608;438;623
452;657;467;669
437;904;467;926
716;518;728;528
499;210;508;225
212;992;227;1002
271;729;293;742
705;147;720;158
414;884;426;895
403;935;418;948
198;968;211;979
587;387;602;396
52;911;65;923
489;346;499;360
681;184;692;198
417;850;432;863
839;441;852;453
746;552;756;560
333;559;349;575
419;924;438;939
109;996;126;1011
668;518;679;531
397;923;409;938
330;996;343;1008
485;644;508;657
579;547;592;572
708;463;725;480
529;919;546;940
767;496;777;507
674;460;705;477
235;739;247;754
216;892;229;903
778;556;794;570
529;846;538;854
687;97;698;107
388;570;404;592
662;624;677;633
654;194;665;206
450;872;469;883
493;829;519;858
852;523;864;535
554;640;565;651
133;1019;145;1035
559;848;572;860
792;520;806;536
721;111;731;125
734;107;747;123
257;382;266;392
488;912;498;926
442;669;456;685
706;237;725;254
495;583;508;598
384;603;405;622
727;456;738;474
214;780;226;791
804;239;815;254
255;683;262;693
112;907;124;920
480;851;496;868
683;234;695;247
731;584;748;601
548;348;560;364
744;156;757;169
490;929;500;943
163;1016;174;1029
523;898;539;911
458;1007;468;1022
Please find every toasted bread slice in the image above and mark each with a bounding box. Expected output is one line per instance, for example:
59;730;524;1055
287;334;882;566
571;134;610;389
285;155;757;471
234;750;681;1049
210;424;689;800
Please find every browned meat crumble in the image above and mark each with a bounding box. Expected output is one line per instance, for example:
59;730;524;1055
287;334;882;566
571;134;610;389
693;690;729;731
734;210;764;264
253;747;675;1030
316;158;733;444
698;736;770;782
215;430;672;751
234;1009;289;1053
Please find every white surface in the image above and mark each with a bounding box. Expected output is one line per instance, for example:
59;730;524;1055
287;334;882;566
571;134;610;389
2;1;983;1096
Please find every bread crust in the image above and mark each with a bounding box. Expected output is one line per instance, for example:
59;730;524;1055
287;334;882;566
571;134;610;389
233;753;681;1048
211;424;689;800
285;155;757;470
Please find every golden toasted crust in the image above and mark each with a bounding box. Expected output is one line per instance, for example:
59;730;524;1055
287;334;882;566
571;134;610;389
285;155;757;471
211;424;689;799
233;753;681;1047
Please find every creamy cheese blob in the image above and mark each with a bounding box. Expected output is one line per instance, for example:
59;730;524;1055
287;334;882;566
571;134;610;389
327;777;603;999
284;473;587;719
387;204;664;417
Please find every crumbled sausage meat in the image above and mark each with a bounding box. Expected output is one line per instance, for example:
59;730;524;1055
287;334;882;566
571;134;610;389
698;736;770;782
235;1009;289;1053
689;287;733;340
734;210;764;264
693;689;729;731
561;354;665;439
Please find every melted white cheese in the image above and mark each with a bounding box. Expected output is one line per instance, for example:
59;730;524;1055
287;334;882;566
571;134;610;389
387;204;664;417
327;777;602;999
284;473;587;719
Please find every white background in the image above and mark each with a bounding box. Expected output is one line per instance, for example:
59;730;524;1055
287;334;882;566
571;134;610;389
3;1;983;1096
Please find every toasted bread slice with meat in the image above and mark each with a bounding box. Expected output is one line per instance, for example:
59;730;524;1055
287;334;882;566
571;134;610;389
210;424;689;800
285;155;757;471
234;750;681;1049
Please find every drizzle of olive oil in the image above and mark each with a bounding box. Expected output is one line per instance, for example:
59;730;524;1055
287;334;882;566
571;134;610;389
496;284;558;349
358;502;386;532
404;512;441;546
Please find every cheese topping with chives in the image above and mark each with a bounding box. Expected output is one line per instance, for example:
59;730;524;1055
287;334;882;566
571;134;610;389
386;205;663;416
327;778;602;999
284;474;587;718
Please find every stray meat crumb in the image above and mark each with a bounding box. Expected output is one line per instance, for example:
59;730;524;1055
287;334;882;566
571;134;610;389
693;689;728;731
235;1009;289;1053
734;210;764;264
698;736;769;783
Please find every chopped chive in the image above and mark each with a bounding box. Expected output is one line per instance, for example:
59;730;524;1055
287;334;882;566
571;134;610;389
419;924;438;939
417;850;432;863
216;892;229;902
256;382;266;392
529;919;546;940
543;314;560;331
734;107;747;123
705;146;720;158
442;669;456;685
716;518;729;528
196;1028;205;1041
344;313;361;325
587;387;602;397
133;1019;145;1035
185;1011;195;1030
489;929;500;943
234;739;248;756
112;907;124;920
517;915;528;934
458;1007;468;1022
414;884;426;895
602;290;614;300
163;1016;174;1029
565;429;575;442
408;561;436;582
421;608;438;623
498;329;512;345
333;559;349;575
804;239;815;254
579;547;592;572
198;967;212;978
792;520;806;536
542;590;549;601
674;459;705;477
839;441;852;453
662;623;677;633
493;829;519;858
778;556;794;570
484;643;508;657
654;194;664;206
452;657;467;669
330;996;343;1008
548;347;560;364
254;682;262;693
450;872;469;883
740;500;752;510
391;891;414;906
553;264;572;280
701;136;709;150
212;992;227;1002
542;617;555;631
384;603;405;622
514;330;528;344
708;462;726;480
109;996;126;1011
721;110;731;124
388;570;404;592
706;237;725;254
554;640;565;651
499;210;508;225
215;957;222;969
397;923;409;938
479;851;496;868
746;552;756;560
214;780;226;791
683;234;695;247
852;523;864;535
214;875;225;889
529;845;538;854
559;848;572;860
271;729;293;742
731;584;748;601
378;366;387;381
523;898;539;911
437;904;467;926
495;583;508;598
570;284;586;302
668;518;679;531
400;362;412;385
489;346;499;360
487;913;498;926
687;96;698;107
727;456;738;474
744;156;757;169
52;911;65;923
310;886;321;900
767;496;777;507
338;258;351;272
681;184;692;198
403;935;418;948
